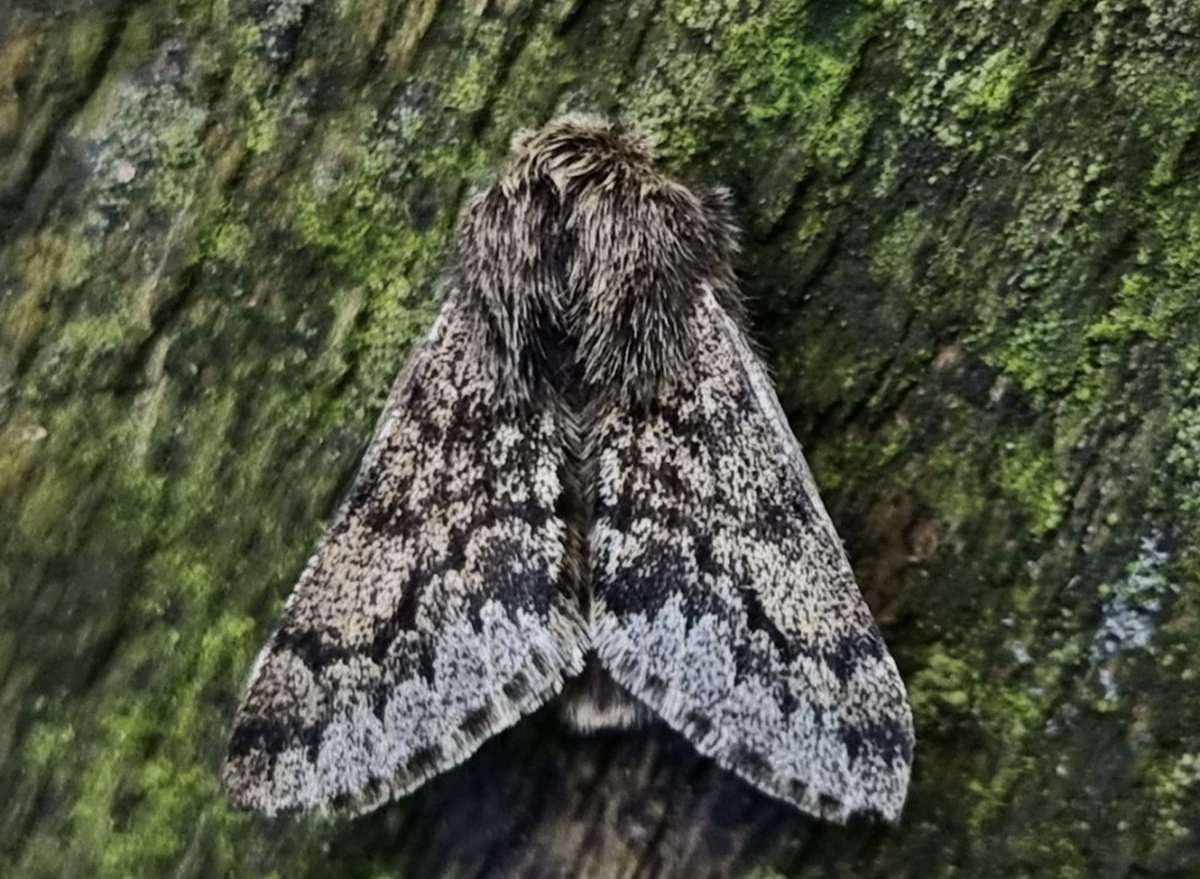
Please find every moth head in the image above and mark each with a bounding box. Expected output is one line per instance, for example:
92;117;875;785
507;114;660;194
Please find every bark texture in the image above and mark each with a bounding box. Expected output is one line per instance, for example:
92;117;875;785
2;1;1199;877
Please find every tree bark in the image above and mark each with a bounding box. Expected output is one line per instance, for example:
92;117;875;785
2;0;1199;876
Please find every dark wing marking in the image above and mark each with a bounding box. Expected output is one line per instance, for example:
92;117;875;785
590;288;913;823
223;294;586;816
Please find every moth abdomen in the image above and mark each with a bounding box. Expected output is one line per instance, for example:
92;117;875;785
559;654;652;732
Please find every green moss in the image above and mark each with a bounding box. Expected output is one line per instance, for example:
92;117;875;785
1145;752;1200;846
909;648;975;719
1167;398;1200;517
242;96;279;155
925;437;988;528
1132;77;1200;189
949;47;1024;119
726;17;854;126
1086;272;1166;342
670;0;763;34
813;97;871;175
23;315;128;401
988;314;1083;398
628;0;870;191
287;130;451;396
23;722;76;769
20;384;338;878
487;22;573;136
870;208;926;288
443;20;507;114
206;218;255;265
995;436;1067;538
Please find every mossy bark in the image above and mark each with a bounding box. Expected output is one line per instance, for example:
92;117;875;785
2;0;1199;876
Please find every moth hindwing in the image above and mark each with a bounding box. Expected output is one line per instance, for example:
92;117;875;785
224;114;913;823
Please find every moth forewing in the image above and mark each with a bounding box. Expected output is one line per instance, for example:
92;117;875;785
223;295;586;816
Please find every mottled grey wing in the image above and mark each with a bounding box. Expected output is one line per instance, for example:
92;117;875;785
590;289;914;823
223;294;586;816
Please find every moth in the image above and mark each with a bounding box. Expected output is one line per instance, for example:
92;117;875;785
223;115;914;823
